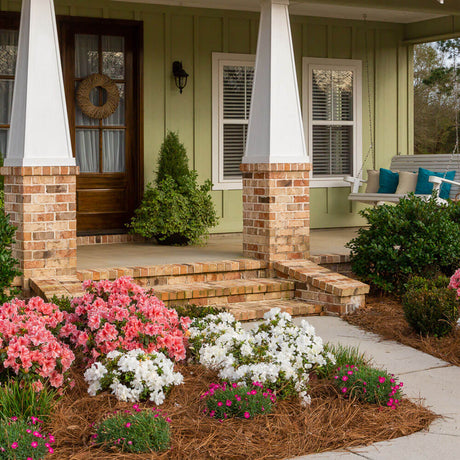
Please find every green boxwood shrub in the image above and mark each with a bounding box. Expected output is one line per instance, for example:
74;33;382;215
346;194;460;293
402;276;459;337
0;212;21;303
129;132;218;245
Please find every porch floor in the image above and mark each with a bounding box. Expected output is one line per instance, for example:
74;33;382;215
76;227;359;270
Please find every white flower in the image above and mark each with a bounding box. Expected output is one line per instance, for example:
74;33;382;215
189;308;334;404
84;349;183;403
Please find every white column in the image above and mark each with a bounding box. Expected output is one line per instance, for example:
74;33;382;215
242;0;307;164
6;0;75;167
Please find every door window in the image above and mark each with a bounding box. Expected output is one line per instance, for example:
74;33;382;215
74;33;126;173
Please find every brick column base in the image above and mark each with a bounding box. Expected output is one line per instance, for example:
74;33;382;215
0;166;78;288
240;163;311;262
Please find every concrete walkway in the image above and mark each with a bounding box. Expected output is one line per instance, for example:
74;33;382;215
286;317;460;460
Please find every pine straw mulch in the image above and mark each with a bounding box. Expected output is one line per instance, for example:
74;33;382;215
47;363;436;460
344;295;460;366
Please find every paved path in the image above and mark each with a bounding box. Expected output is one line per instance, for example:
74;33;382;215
282;317;460;460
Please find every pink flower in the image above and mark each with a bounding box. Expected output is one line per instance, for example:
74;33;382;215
342;376;348;382
31;441;38;448
125;422;131;428
341;387;347;393
226;400;232;407
378;376;386;384
244;412;250;419
11;442;18;449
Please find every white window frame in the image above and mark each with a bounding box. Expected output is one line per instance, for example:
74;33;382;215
212;52;255;191
302;57;362;188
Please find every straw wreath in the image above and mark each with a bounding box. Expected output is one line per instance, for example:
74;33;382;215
76;73;120;120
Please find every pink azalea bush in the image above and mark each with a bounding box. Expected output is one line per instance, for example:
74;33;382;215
449;269;460;296
0;297;75;389
60;277;191;363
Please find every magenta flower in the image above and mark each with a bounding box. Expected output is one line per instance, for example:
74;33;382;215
244;412;250;419
125;422;131;428
226;399;232;406
31;441;38;448
11;442;18;449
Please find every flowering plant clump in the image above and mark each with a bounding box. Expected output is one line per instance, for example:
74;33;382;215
0;297;75;389
94;405;170;453
84;348;183;404
0;416;55;459
201;381;276;421
60;277;191;363
189;308;335;404
333;365;403;409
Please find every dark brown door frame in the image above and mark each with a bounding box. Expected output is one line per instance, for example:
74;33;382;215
58;16;144;235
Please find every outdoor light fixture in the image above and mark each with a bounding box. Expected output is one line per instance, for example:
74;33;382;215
172;61;189;94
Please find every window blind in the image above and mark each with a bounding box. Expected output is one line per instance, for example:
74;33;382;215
222;65;254;179
311;69;354;176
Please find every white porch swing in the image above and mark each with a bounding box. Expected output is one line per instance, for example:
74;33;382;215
344;20;460;206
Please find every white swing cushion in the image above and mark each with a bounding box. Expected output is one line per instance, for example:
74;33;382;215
364;170;379;193
395;171;418;194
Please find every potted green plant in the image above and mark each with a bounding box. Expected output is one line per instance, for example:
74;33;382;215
128;131;218;245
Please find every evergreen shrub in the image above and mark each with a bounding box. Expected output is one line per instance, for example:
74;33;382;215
129;132;218;245
0;212;21;303
346;194;460;293
402;276;459;337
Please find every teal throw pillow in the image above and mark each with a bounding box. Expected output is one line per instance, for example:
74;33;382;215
414;167;456;200
378;168;399;193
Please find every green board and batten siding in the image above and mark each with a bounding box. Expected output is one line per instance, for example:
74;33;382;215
1;0;412;230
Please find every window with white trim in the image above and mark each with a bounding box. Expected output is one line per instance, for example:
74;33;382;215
302;58;362;188
212;53;255;190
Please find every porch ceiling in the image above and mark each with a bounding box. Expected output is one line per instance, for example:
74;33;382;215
113;0;457;23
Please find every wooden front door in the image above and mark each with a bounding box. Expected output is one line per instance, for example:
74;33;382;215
60;18;143;235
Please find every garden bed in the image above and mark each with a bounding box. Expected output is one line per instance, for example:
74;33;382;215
344;295;460;366
47;364;435;460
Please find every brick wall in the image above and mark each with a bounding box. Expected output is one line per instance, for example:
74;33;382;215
0;166;78;287
240;163;311;262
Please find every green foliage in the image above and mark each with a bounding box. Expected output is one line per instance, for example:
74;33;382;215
346;194;460;293
414;40;459;155
129;133;219;245
0;212;21;304
49;295;73;313
0;381;58;421
318;344;368;379
203;382;275;421
402;276;459;337
0;417;54;459
156;131;191;187
95;408;170;453
333;365;403;408
173;304;226;320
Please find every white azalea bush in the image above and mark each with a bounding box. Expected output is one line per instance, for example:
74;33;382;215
84;349;183;404
189;308;335;405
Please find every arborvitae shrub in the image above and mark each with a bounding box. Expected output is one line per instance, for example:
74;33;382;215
402;276;459;337
156;131;191;186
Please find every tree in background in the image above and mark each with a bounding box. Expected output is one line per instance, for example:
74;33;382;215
414;39;459;155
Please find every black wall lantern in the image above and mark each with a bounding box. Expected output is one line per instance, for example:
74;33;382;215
172;61;189;94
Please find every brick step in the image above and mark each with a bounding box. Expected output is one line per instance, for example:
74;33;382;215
222;299;323;321
274;260;369;316
76;259;271;286
153;278;295;306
